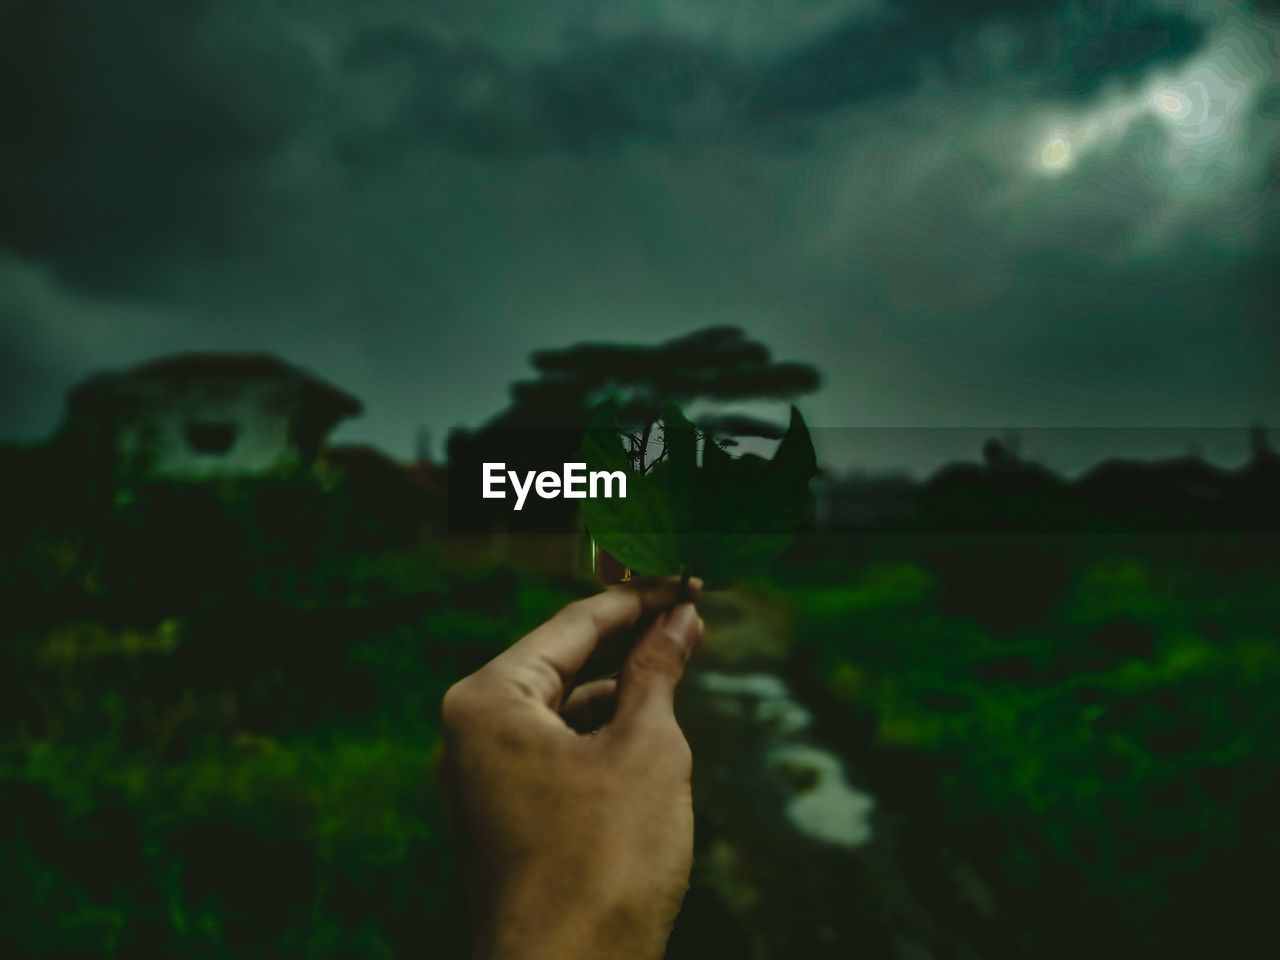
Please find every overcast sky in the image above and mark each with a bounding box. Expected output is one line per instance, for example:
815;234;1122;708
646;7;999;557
2;0;1276;473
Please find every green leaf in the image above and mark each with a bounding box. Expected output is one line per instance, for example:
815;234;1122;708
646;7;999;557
578;400;818;581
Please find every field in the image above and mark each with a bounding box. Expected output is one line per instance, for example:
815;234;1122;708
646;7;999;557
2;477;1277;957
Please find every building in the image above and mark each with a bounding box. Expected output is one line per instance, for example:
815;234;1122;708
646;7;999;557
61;354;362;480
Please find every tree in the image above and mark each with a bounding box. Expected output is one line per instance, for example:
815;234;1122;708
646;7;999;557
527;325;817;422
446;326;820;532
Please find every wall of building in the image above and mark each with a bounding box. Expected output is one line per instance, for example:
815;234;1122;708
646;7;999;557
112;377;303;479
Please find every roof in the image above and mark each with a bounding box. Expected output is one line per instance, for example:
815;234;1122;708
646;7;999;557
135;354;304;380
69;353;363;419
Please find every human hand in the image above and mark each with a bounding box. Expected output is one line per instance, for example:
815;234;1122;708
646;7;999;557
439;577;705;960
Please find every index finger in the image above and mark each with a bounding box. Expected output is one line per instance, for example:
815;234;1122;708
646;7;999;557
488;576;702;706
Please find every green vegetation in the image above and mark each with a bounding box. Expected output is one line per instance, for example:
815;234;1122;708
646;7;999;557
0;484;581;956
2;468;1276;957
580;400;817;580
784;538;1280;956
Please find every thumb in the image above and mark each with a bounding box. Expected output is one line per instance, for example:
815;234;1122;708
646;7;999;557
612;602;702;731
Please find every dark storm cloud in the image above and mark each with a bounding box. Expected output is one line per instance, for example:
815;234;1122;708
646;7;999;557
754;0;1207;116
0;0;1212;298
335;0;1211;152
335;26;747;155
0;0;1273;465
0;0;313;294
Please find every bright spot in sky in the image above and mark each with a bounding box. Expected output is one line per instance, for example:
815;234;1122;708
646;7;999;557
1153;88;1191;119
1026;16;1264;185
1038;135;1073;172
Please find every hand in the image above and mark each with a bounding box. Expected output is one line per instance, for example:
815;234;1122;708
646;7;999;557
439;577;705;960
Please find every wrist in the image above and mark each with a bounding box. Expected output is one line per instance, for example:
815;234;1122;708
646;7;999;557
474;869;671;960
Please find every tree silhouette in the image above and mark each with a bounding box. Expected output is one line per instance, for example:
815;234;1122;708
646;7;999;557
447;326;819;530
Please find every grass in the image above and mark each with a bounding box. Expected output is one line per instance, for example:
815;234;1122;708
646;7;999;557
2;509;1276;957
1;549;580;958
784;538;1280;956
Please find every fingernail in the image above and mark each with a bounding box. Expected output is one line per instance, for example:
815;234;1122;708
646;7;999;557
663;603;699;648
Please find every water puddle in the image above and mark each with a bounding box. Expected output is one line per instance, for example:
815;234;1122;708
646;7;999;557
692;670;876;848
